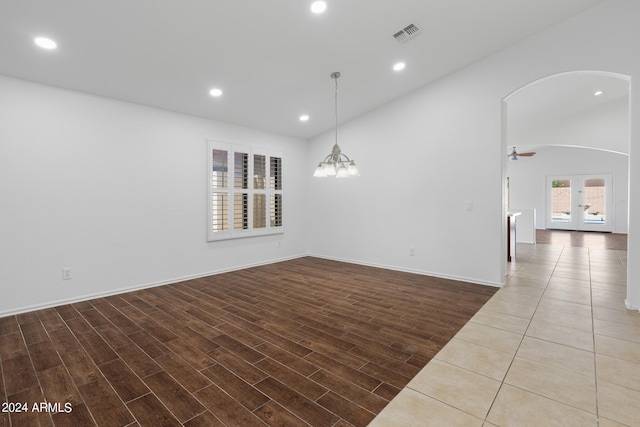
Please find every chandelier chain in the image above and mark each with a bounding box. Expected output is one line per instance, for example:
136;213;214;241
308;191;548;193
334;73;338;146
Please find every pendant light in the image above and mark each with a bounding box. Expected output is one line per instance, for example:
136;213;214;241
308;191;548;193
313;72;359;178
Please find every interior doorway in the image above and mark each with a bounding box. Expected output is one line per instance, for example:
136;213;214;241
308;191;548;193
546;173;613;232
501;70;630;281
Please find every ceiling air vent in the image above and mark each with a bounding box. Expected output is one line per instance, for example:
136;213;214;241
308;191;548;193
393;23;421;43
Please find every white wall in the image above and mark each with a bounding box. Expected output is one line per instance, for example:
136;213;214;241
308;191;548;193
307;0;640;311
510;97;629;154
308;72;505;286
507;146;629;233
0;76;309;316
3;0;640;315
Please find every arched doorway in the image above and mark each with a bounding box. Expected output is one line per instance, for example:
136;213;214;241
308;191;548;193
501;70;631;292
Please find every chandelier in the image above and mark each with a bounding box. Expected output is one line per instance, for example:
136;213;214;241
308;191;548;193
313;72;360;178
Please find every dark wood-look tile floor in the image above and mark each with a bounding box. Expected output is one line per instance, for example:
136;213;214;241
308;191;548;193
536;229;628;251
0;257;497;427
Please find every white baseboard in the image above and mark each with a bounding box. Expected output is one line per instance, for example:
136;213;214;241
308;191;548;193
625;298;640;313
0;254;307;318
307;253;502;288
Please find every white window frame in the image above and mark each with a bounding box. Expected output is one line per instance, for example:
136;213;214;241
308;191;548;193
207;140;283;241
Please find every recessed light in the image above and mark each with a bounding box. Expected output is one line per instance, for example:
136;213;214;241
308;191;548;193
593;90;604;96
299;115;310;122
311;1;327;14
34;37;57;50
209;88;223;97
393;62;406;72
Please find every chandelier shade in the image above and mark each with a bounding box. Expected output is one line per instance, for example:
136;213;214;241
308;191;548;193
313;72;359;178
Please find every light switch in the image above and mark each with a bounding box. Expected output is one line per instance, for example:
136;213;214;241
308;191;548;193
465;201;473;211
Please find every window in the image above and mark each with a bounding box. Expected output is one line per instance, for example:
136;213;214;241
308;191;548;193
233;151;249;230
211;149;229;233
207;140;283;241
270;156;283;227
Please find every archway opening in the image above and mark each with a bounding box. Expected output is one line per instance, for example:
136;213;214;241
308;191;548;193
500;71;630;284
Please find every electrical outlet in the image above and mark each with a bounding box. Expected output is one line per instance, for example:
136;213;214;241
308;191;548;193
62;268;72;280
409;247;415;256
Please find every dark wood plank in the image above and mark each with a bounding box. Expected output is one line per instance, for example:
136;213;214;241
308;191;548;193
304;351;382;392
48;327;81;355
310;369;389;414
54;305;79;322
0;332;28;360
195;384;267;427
117;343;163;378
15;311;39;326
200;364;269;411
253;400;308;427
37;364;82;407
163;339;216;370
211;334;265;364
127;330;170;359
208;346;269;385
317;391;376;427
141;371;205;423
536;229;627;250
95;323;134;350
126;394;181;427
79;309;110;329
79;335;118;366
99;358;150;403
108;314;142;335
78;378;135;426
27;340;63;372
90;299;123;318
154;352;212;393
51;403;96;427
183;410;225;427
255;377;339;427
3;355;39;396
0;257;497;426
20;321;49;345
36;308;66;332
0;315;20;336
64;317;97;341
372;382;401;400
255;358;327;401
254;341;318;377
5;386;53;427
58;349;100;387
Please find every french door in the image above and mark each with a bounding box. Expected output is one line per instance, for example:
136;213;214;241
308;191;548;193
546;174;613;232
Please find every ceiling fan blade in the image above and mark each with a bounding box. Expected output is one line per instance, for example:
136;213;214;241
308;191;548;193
518;152;536;156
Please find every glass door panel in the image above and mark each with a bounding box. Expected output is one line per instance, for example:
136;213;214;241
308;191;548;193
578;174;612;232
546;174;613;232
546;176;575;230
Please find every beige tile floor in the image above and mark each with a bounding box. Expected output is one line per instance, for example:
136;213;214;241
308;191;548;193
370;243;640;426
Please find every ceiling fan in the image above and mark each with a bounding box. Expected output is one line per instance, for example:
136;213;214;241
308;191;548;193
508;146;536;160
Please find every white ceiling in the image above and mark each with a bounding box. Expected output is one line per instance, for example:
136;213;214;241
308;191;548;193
508;72;630;127
507;71;630;155
0;0;606;139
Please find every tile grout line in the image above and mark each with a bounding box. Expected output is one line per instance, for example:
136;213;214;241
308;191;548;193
16;316;57;427
482;246;564;423
52;311;102;427
589;247;602;427
71;304;146;427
